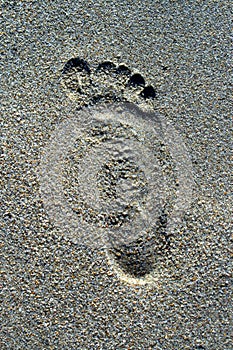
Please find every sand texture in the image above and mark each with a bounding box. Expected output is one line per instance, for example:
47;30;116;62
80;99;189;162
1;1;232;349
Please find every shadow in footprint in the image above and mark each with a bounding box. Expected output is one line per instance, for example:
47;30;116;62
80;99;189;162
97;61;116;72
62;57;91;75
116;64;131;76
128;73;145;87
140;85;156;99
61;57;156;105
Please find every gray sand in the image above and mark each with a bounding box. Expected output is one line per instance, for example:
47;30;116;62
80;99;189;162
1;1;232;349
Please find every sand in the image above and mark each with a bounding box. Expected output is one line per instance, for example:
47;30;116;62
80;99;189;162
1;1;232;349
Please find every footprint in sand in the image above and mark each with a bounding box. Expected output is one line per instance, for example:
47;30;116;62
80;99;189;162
39;58;194;286
61;58;167;282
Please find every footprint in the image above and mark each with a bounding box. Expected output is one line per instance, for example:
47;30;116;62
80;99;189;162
60;59;172;283
52;59;194;285
61;57;156;108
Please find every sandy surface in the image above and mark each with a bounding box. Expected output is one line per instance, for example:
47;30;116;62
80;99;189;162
1;1;232;349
